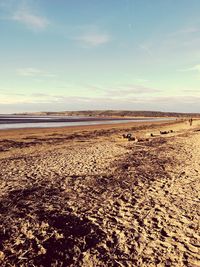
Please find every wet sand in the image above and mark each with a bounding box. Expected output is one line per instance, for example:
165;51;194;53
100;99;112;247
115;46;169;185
0;119;200;266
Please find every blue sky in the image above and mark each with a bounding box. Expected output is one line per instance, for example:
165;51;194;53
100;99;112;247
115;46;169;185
0;0;200;113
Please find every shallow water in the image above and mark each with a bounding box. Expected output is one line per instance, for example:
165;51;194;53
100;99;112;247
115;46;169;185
0;115;174;130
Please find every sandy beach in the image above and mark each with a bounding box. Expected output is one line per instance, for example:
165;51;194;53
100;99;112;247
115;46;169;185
0;119;200;266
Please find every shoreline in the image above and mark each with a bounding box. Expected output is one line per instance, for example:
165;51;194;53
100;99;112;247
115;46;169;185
0;116;176;131
0;118;181;138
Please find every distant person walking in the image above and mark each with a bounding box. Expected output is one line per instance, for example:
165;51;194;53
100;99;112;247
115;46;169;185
189;118;193;126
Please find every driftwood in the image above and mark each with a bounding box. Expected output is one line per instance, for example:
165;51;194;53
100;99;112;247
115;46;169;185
123;133;132;139
160;130;174;135
151;130;174;137
136;138;149;142
122;133;136;141
128;136;136;141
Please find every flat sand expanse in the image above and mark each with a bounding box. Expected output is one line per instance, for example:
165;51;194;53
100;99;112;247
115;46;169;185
0;119;199;266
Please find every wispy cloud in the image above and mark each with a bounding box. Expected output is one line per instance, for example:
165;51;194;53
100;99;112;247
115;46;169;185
134;78;149;83
17;68;56;77
0;0;49;31
139;43;153;56
149;95;200;105
178;64;200;73
105;85;160;97
138;24;200;61
12;7;49;30
170;26;200;36
180;27;200;34
182;89;200;93
75;32;111;46
64;24;112;46
0;92;62;104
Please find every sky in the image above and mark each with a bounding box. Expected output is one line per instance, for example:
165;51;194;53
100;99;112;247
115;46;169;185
0;0;200;113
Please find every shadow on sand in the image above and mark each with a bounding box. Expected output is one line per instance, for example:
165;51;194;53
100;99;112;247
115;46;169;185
0;185;106;266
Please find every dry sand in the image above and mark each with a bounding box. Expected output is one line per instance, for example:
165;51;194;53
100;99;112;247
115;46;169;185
0;119;200;266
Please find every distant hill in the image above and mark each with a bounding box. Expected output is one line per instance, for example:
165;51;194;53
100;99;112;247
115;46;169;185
15;110;200;118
